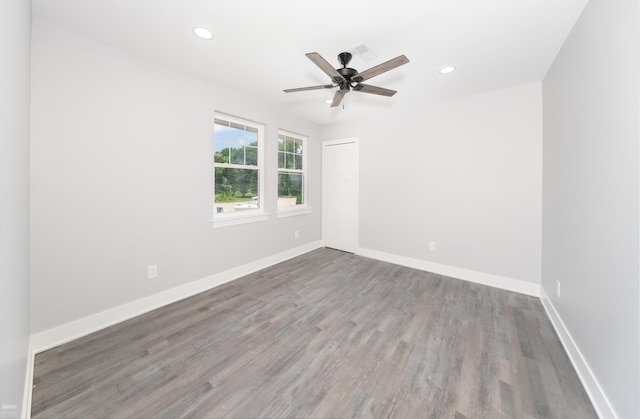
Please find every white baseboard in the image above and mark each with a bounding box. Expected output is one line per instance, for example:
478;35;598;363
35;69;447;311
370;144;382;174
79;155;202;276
356;247;540;297
30;240;323;354
22;338;34;419
540;288;617;419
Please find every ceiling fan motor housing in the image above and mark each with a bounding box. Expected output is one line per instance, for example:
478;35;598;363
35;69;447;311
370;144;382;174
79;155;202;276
337;67;358;92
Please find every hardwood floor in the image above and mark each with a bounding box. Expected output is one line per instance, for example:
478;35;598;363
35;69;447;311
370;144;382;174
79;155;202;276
31;248;597;418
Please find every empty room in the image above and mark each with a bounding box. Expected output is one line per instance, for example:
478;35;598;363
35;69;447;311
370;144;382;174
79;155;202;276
1;0;639;418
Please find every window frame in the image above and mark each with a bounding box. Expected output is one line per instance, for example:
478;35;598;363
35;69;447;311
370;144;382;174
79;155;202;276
277;129;311;218
211;113;267;228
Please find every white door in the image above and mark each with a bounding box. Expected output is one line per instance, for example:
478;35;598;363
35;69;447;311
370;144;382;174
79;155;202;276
323;138;358;253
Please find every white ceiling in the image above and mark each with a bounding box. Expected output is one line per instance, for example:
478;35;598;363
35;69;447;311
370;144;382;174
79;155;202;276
32;0;588;125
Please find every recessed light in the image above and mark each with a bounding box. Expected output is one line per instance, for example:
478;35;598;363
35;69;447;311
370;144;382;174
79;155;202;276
325;99;333;104
193;26;214;40
439;66;456;74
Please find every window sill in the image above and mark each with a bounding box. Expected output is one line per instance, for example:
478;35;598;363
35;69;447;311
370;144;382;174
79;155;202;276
211;212;270;228
276;207;312;218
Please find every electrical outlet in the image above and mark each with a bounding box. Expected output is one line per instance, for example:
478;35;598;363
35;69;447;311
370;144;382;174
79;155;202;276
294;230;299;239
556;280;561;298
429;241;436;251
148;264;157;279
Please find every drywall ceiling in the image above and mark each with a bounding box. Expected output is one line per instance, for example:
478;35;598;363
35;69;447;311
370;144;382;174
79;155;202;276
32;0;588;125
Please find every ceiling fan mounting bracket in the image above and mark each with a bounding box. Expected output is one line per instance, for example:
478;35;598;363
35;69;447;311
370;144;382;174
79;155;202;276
337;52;352;67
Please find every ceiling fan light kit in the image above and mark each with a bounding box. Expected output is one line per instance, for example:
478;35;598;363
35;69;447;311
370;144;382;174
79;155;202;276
284;51;409;108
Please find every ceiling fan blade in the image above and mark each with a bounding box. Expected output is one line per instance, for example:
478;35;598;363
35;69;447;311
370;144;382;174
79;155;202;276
353;84;397;97
283;84;335;93
306;52;347;84
330;90;346;107
352;55;409;82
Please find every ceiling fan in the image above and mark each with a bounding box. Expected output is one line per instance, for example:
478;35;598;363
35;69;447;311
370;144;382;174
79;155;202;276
283;51;409;107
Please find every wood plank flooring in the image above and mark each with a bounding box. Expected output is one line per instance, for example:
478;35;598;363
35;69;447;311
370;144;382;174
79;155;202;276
31;248;597;418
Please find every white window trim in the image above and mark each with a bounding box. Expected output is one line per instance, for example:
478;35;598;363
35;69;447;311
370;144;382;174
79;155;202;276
276;129;310;217
276;206;312;218
211;113;266;228
211;211;269;228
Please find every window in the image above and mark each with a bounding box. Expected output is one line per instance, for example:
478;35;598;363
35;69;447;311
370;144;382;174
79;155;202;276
213;114;266;226
278;130;309;216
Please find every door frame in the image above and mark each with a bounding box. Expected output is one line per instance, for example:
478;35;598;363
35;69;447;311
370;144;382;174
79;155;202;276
322;137;359;252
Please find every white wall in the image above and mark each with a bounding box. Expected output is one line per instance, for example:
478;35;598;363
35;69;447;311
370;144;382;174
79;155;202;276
322;83;542;288
542;0;639;417
30;19;322;334
0;0;31;417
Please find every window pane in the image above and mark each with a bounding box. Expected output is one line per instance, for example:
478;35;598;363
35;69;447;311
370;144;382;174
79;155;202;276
278;152;285;169
215;121;238;147
229;146;245;165
215;119;259;165
282;136;289;152
286;138;296;153
213;121;230;163
278;172;303;206
245;146;258;166
294;139;303;154
285;153;296;169
214;118;227;126
214;150;228;164
278;136;285;152
215;167;259;206
295;154;302;170
244;127;258;148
